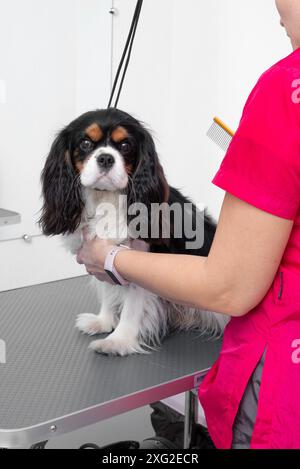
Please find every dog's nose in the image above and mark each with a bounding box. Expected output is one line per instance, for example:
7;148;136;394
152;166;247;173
97;153;115;170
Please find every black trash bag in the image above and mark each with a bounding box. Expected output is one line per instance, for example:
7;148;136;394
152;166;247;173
79;440;139;450
139;436;179;449
149;401;215;449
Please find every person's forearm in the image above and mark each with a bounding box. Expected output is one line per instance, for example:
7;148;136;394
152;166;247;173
78;193;291;318
114;250;235;316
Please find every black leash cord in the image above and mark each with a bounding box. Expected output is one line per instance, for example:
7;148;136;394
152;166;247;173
107;0;143;109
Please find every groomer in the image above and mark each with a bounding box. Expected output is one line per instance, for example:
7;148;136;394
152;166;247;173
77;0;300;449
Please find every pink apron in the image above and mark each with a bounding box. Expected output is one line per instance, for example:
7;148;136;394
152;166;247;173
199;264;300;449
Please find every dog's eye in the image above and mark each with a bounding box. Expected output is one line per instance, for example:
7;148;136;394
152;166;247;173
119;141;132;155
80;139;93;152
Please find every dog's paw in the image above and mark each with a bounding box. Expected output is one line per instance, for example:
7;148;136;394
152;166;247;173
75;313;116;335
89;336;144;356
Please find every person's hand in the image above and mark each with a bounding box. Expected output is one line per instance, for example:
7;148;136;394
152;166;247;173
76;227;114;282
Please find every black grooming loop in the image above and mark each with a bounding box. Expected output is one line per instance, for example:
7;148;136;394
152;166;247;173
107;0;144;109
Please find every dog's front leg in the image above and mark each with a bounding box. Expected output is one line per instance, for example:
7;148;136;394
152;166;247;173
76;280;124;335
89;284;147;356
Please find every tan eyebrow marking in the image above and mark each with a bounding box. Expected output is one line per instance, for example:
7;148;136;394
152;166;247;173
75;161;84;173
85;123;103;142
111;126;129;143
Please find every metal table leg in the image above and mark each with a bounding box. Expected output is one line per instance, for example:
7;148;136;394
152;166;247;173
183;390;198;449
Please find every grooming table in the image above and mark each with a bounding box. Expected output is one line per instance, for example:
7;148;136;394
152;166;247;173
0;276;222;448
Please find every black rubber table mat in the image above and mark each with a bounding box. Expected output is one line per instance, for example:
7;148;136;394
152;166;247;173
0;276;222;447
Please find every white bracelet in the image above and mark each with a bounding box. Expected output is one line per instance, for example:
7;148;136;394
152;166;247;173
104;244;131;286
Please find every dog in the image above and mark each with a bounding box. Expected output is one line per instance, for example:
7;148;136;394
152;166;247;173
39;108;228;356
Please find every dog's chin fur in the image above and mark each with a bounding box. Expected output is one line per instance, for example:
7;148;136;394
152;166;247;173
40;108;229;356
61;188;228;357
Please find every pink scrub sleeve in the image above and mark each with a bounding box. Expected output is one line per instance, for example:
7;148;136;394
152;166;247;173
212;67;300;220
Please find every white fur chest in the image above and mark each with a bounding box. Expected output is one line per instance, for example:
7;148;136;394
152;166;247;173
63;189;129;254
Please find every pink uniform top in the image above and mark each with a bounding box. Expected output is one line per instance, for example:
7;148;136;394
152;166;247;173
199;47;300;449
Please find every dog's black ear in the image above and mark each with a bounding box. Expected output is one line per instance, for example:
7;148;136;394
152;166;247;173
129;127;169;207
127;125;169;241
38;128;83;235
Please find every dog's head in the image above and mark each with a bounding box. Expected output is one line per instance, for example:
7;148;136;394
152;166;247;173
39;108;168;235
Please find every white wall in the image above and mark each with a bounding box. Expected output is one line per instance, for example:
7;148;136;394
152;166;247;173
0;0;112;291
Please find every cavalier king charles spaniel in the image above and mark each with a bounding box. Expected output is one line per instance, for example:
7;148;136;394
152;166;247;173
39;108;227;356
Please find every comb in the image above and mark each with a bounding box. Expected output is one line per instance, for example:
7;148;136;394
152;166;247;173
207;116;235;152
